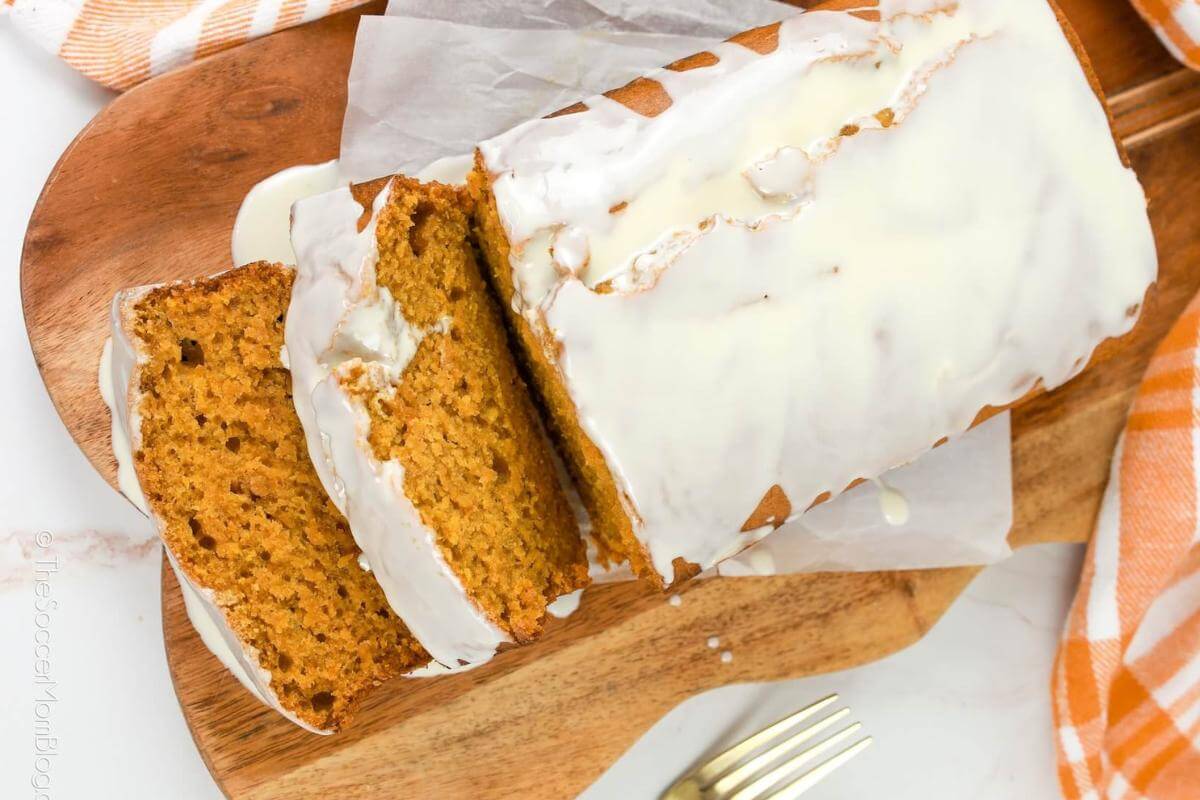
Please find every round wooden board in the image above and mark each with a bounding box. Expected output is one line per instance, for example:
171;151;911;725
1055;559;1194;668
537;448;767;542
20;2;1200;797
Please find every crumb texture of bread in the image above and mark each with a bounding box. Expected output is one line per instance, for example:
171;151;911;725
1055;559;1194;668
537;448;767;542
130;263;427;731
347;178;589;641
467;164;660;586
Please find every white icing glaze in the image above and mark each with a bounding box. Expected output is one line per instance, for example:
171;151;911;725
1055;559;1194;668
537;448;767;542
169;556;268;705
101;288;327;735
745;146;814;202
405;659;485;678
415;153;474;185
547;588;584;618
286;181;511;667
479;0;1156;581
98;326;149;516
231;160;342;266
741;548;777;576
873;478;911;526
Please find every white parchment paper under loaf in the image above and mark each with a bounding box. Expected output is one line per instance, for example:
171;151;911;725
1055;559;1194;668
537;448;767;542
340;0;797;181
338;0;1014;572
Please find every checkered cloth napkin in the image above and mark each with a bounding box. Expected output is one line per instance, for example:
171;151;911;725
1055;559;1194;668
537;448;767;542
3;0;370;90
1053;293;1200;799
5;0;1200;796
6;0;1196;90
1131;0;1200;68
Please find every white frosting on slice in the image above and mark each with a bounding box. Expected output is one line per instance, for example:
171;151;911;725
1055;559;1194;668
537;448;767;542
169;557;267;704
480;0;1157;580
287;182;510;667
415;153;474;185
98;318;149;516
231;160;342;267
873;479;910;526
547;588;584;618
100;288;327;735
405;659;485;678
745;146;814;202
228;153;469;277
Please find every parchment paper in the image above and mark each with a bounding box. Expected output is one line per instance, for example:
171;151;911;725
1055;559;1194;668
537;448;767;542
338;0;1016;573
340;0;797;181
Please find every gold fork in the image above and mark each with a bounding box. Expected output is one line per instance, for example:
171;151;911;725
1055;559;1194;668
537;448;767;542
660;694;872;800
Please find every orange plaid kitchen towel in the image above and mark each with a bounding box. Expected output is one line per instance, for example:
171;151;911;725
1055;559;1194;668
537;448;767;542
1052;292;1200;799
1130;0;1200;69
5;1;1200;93
3;0;369;91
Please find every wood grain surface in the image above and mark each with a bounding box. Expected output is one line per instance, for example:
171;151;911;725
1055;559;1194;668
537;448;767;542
19;1;1200;798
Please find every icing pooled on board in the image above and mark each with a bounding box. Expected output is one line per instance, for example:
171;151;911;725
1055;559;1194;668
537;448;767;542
479;0;1156;580
231;160;342;267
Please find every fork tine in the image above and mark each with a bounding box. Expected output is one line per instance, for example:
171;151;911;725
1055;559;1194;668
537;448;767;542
709;709;852;798
693;694;840;785
726;723;863;800
757;736;873;800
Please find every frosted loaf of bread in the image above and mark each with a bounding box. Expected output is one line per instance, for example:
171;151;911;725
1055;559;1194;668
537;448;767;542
469;0;1158;584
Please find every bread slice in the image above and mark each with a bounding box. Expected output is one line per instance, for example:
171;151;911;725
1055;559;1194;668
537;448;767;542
105;262;428;732
287;177;589;667
467;0;1156;586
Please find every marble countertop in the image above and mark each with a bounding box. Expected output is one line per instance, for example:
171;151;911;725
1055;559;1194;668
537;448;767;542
0;23;1079;800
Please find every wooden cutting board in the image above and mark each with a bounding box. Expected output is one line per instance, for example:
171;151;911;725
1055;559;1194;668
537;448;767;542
19;1;1200;797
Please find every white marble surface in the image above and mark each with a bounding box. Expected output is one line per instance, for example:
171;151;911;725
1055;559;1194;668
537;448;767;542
0;26;223;800
0;20;1076;799
583;542;1083;799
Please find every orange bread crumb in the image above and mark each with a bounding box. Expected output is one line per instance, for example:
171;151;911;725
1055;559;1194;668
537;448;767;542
466;163;661;586
344;178;589;641
126;263;427;731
